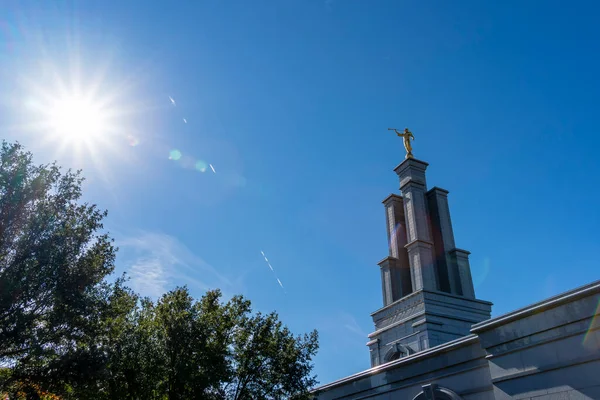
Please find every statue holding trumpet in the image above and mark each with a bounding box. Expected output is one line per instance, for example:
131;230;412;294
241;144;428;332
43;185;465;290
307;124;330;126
388;128;415;159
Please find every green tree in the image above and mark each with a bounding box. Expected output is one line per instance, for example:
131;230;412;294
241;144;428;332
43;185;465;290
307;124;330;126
102;287;319;400
98;285;165;400
226;311;319;400
0;141;117;394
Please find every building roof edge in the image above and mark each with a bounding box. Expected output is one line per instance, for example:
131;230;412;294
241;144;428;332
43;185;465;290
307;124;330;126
471;280;600;333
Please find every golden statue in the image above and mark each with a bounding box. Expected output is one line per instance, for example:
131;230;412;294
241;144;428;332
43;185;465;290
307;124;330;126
388;128;415;159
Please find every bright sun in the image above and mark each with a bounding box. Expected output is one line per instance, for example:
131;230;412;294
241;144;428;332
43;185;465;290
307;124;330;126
48;95;108;142
24;67;131;171
16;41;140;177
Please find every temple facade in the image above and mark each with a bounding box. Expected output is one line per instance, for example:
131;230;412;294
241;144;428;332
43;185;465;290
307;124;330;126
313;153;600;400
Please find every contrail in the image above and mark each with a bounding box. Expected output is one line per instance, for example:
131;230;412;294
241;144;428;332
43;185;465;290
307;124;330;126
260;250;286;292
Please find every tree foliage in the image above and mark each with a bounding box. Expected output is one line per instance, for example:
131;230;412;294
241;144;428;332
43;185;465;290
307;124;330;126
102;287;318;400
0;141;117;392
0;141;319;399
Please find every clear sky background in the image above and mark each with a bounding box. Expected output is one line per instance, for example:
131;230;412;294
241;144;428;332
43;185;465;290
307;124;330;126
1;0;599;385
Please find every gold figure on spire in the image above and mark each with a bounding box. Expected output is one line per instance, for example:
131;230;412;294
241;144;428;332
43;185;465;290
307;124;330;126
388;128;415;159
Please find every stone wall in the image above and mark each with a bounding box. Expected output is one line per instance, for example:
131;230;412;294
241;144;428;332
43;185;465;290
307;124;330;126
472;280;600;399
315;335;494;400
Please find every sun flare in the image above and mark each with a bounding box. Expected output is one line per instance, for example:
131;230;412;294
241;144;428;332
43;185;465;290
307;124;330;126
11;25;144;179
47;95;108;142
22;63;135;173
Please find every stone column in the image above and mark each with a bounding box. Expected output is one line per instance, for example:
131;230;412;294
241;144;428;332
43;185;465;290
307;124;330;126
449;249;476;299
378;257;412;305
384;194;406;258
394;159;438;292
378;194;412;305
367;338;380;367
379;259;394;306
426;187;462;295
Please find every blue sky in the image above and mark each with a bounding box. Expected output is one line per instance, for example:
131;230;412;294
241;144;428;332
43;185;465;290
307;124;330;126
1;0;599;385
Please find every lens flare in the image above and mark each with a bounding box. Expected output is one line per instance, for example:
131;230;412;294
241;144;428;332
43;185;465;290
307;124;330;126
195;160;207;172
473;257;491;288
127;135;140;146
169;149;182;160
583;299;600;350
0;19;21;57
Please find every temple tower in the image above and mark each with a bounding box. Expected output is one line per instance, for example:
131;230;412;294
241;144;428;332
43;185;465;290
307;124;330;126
367;138;492;367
